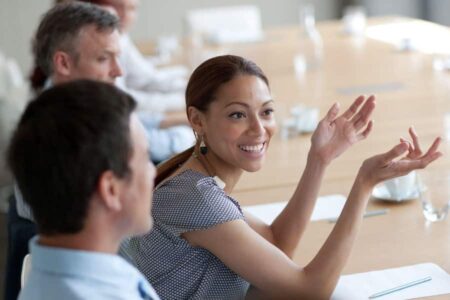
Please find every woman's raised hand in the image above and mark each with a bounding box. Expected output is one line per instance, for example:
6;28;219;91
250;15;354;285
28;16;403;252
310;95;376;165
358;136;442;189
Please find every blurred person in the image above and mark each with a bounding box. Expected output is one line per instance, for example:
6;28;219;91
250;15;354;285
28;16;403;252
50;0;187;110
89;0;189;109
8;80;160;300
31;0;195;163
78;0;196;163
128;55;442;299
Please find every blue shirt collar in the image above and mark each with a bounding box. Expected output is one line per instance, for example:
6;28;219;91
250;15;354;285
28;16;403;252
29;236;158;299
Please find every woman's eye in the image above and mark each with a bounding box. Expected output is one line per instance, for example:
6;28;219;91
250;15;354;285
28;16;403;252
229;112;246;119
97;56;107;62
262;109;274;116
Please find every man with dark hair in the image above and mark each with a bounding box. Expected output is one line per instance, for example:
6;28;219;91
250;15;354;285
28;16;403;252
8;80;159;300
4;5;123;298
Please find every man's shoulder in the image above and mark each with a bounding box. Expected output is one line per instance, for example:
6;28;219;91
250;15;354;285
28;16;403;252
19;272;147;300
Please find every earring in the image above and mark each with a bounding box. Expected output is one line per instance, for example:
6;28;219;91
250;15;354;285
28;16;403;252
200;138;208;155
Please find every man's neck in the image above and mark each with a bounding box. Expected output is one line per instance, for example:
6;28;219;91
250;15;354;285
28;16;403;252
50;75;65;86
38;230;121;254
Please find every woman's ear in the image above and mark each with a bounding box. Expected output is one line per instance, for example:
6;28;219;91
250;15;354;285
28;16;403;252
187;106;205;135
96;170;122;212
53;51;73;77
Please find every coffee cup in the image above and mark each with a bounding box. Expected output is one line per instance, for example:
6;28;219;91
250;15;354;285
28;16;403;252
383;171;417;200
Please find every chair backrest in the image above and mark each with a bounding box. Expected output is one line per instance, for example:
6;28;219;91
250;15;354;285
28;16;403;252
21;253;32;288
185;5;264;44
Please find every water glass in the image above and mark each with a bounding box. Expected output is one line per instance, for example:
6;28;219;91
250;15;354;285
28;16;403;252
417;170;450;222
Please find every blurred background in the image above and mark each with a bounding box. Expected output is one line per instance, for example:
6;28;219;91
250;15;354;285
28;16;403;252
1;0;450;73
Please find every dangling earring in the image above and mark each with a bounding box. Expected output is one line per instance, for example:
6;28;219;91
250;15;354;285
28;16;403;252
200;138;208;155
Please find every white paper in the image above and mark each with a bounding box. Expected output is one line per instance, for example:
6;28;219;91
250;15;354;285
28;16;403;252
332;263;450;299
366;21;450;54
243;194;346;224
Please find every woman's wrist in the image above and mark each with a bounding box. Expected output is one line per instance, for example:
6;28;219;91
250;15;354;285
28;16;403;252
354;169;376;193
307;148;331;167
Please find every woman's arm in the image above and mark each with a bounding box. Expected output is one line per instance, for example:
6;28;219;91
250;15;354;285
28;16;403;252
246;96;375;257
184;139;441;299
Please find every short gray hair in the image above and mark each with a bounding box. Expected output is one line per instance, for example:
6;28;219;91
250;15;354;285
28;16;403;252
33;2;119;76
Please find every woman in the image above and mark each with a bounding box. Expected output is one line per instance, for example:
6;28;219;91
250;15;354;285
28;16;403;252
129;55;441;299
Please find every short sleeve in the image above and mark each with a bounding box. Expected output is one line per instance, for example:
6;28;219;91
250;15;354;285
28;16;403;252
152;171;243;236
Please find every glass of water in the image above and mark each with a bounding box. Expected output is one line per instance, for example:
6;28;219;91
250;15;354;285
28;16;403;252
417;169;450;222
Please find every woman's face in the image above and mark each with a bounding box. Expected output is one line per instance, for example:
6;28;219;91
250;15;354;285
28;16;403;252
193;75;276;173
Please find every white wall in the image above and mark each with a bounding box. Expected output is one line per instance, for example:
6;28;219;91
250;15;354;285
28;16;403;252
0;0;53;74
361;0;423;18
0;0;339;74
427;0;450;26
131;0;340;41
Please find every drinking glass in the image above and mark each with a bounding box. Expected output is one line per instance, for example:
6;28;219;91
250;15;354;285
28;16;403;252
417;170;450;222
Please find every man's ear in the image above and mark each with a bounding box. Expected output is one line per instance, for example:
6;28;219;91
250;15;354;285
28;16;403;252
53;51;74;77
187;106;205;136
97;170;122;212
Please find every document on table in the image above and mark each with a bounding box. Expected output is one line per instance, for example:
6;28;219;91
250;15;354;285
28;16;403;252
332;263;450;300
336;82;405;96
243;194;346;224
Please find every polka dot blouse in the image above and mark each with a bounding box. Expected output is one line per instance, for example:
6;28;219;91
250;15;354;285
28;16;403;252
128;169;249;299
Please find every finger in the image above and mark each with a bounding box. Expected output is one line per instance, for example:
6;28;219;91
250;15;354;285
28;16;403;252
420;151;443;167
380;142;409;165
324;102;340;122
399;137;413;152
408;126;423;155
398;151;442;172
352;96;376;131
422;137;442;158
357;120;373;140
341;95;365;119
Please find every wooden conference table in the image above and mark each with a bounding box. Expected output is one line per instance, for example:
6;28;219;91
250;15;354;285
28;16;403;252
139;17;450;297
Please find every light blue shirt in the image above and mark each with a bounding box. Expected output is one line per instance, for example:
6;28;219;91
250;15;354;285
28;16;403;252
19;236;160;300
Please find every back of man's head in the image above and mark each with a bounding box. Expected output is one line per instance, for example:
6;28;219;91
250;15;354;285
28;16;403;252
7;80;136;235
33;2;119;76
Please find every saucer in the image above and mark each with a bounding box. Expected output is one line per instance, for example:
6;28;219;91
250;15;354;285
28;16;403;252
372;184;422;202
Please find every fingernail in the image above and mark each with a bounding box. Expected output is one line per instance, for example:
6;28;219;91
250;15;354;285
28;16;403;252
399;141;409;149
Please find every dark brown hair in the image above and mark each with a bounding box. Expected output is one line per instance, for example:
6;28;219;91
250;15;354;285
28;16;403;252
155;55;269;185
8;80;136;235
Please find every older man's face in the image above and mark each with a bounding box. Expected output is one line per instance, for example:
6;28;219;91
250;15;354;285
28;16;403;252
67;25;122;84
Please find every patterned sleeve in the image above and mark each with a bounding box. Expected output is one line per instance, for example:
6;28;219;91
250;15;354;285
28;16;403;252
153;175;244;236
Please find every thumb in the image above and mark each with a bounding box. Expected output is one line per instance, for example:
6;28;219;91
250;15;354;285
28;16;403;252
381;142;409;165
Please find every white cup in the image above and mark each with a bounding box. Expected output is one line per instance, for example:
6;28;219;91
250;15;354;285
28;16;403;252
383;171;417;200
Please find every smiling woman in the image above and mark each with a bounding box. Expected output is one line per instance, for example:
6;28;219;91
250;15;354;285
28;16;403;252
126;55;442;299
